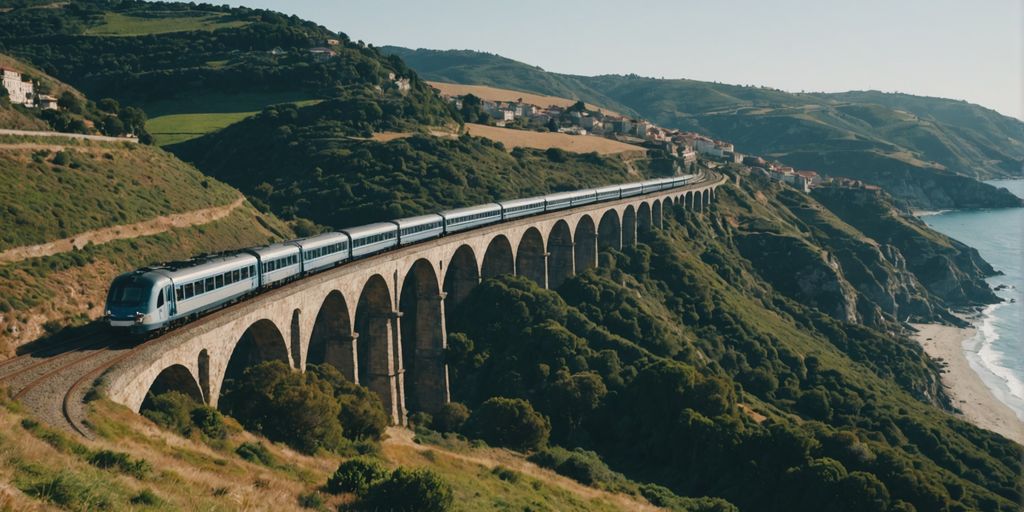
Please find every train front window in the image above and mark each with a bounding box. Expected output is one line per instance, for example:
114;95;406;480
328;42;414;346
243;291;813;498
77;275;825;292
108;284;149;306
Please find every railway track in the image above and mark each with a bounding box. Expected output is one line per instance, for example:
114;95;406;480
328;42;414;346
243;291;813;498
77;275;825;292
0;325;135;435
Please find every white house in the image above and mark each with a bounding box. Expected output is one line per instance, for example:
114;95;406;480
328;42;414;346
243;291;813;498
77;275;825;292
2;68;34;107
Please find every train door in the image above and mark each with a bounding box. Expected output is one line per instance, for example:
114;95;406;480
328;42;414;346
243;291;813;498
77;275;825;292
163;285;176;318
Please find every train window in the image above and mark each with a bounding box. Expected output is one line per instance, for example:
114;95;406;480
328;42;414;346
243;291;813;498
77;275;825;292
215;275;224;288
176;287;184;301
233;269;240;281
157;292;165;308
205;277;215;290
195;280;205;294
241;267;248;279
183;284;193;298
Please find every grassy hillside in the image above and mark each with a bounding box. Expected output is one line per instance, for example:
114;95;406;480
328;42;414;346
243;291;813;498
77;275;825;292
386;47;1024;209
0;395;649;511
0;1;455;144
0;133;296;355
0;137;240;251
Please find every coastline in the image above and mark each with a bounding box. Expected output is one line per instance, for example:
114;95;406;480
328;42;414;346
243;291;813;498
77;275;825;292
910;322;1024;445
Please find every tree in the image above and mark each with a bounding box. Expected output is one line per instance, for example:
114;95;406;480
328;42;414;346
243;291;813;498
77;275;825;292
101;115;124;136
362;468;453;512
432;402;470;433
57;91;83;114
326;457;389;495
220;361;345;453
467;397;550;452
97;97;120;113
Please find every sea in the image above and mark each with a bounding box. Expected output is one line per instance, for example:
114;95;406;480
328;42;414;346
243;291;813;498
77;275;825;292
921;180;1024;421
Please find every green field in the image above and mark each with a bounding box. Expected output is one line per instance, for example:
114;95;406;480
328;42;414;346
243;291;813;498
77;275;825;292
84;12;249;36
145;92;321;146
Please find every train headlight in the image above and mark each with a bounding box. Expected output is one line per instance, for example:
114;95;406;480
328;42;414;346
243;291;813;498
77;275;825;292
134;312;145;324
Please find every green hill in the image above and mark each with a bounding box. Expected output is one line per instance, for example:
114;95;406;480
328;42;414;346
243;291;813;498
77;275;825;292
384;47;1023;209
0;133;294;357
0;1;453;144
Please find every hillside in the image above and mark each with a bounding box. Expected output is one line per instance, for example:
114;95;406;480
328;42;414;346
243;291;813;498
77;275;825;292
433;166;1022;510
0;4;1020;512
0;133;294;356
171;100;644;229
0;396;653;511
386;47;1024;210
0;1;454;144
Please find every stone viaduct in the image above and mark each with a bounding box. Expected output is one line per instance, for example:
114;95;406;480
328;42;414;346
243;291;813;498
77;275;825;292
103;174;725;424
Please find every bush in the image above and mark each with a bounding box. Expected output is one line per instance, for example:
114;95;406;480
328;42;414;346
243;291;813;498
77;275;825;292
362;467;454;512
409;411;433;429
235;442;276;467
130;489;162;506
190;406;228;440
308;363;389;441
326;457;389;495
297;491;324;509
432;402;470;433
141;391;229;443
87;450;151;479
491;465;520;483
220;361;345;454
52;150;72;166
467;397;550;452
529;447;613;486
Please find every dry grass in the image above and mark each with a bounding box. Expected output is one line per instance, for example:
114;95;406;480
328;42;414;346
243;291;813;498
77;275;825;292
465;123;647;156
428;82;623;117
0;394;650;511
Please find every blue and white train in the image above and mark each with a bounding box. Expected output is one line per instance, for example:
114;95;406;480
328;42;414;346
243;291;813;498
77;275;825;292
106;174;699;333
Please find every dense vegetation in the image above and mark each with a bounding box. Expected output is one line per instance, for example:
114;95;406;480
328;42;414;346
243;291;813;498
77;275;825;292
385;46;1024;209
173;100;637;228
437;197;1021;510
217;361;388;454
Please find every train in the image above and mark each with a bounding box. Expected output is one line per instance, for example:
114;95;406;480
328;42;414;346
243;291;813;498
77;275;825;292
105;174;699;334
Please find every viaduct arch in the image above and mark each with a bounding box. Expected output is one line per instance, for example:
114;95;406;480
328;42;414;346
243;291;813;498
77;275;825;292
105;175;724;425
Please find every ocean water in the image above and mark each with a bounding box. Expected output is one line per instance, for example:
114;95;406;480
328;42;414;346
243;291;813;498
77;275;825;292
922;180;1024;420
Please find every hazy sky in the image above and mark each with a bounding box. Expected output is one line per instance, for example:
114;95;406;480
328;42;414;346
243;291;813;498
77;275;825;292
234;0;1022;119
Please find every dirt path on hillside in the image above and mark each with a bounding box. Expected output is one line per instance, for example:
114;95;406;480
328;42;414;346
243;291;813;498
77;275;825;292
383;428;659;511
0;196;246;264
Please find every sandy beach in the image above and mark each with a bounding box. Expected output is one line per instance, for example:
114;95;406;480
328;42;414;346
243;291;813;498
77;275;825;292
911;323;1024;445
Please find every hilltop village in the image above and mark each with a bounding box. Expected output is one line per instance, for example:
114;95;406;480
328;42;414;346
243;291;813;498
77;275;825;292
437;89;843;192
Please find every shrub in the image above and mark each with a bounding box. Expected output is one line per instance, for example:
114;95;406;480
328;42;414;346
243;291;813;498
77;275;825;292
220;361;344;454
130;489;163;506
297;491;324;509
362;467;453;512
235;442;276;467
529;447;613;486
326;457;389;495
52;151;71;166
432;402;470;433
491;465;520;483
409;411;433;429
308;364;388;441
467;397;550;452
141;391;198;437
87;450;151;479
190;406;228;440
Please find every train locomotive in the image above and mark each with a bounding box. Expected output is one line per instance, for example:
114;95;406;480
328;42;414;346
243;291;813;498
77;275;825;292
105;174;698;334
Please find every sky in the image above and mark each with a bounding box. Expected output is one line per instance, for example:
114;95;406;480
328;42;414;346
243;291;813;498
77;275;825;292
233;0;1022;119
